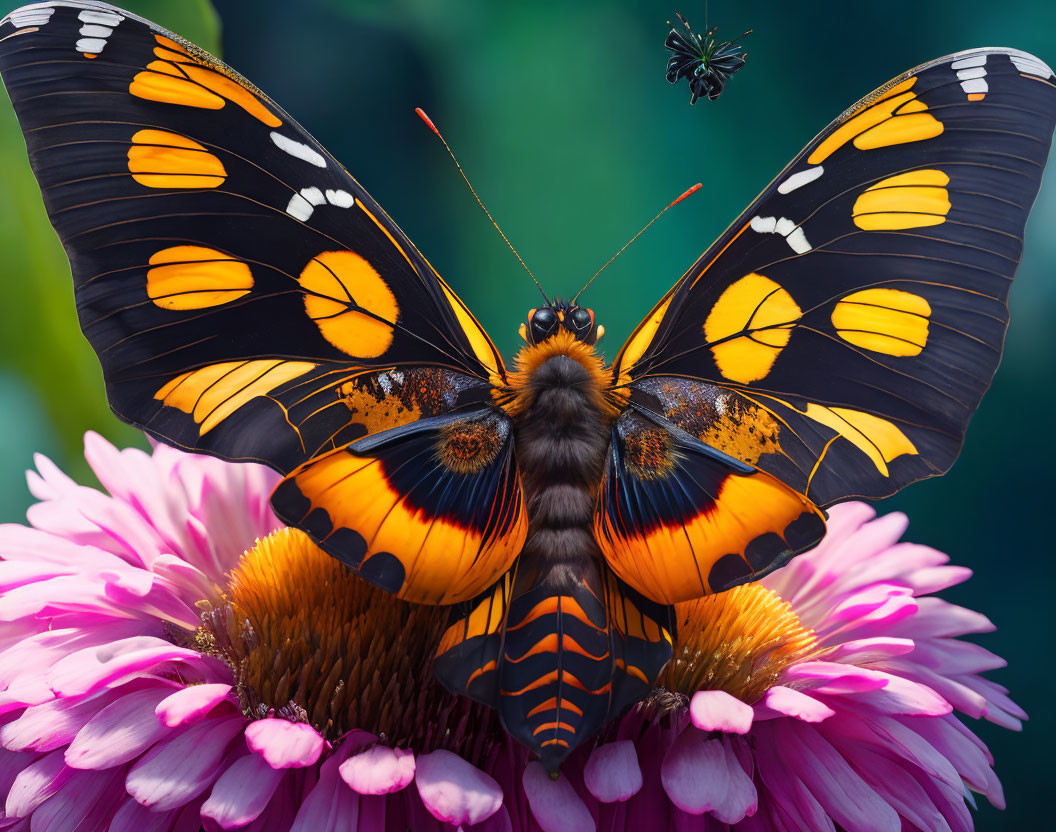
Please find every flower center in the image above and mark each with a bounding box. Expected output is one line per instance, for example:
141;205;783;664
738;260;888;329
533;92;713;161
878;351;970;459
194;527;504;762
659;583;817;704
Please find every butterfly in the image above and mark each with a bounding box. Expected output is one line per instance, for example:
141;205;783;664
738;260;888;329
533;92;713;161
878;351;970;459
2;1;1055;772
665;13;750;103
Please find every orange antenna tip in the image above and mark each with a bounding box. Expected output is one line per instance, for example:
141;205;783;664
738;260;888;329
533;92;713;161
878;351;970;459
573;182;701;303
414;107;440;137
670;183;703;206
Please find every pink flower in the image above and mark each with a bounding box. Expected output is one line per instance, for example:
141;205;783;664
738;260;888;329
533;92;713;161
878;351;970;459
0;436;1023;831
530;502;1021;832
0;433;516;830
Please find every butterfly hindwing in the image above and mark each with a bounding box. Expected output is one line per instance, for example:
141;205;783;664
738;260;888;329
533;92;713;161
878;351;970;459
613;48;1056;506
270;407;528;605
594;408;825;605
0;1;505;470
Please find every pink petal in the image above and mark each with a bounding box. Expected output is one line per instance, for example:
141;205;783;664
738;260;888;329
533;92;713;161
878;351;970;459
26;767;123;832
415;748;503;826
785;661;889;693
711;738;758;824
244;719;325;769
49;636;214;698
823;637;915;664
753;686;836;723
201;751;286;829
661;728;733;815
5;748;71;818
125;716;244;811
689;690;753;734
1;691;116;753
290;743;361;832
109;798;181;832
155;684;233;728
65;686;175;769
774;719;900;832
522;761;595;832
583;740;641;802
339;745;415;795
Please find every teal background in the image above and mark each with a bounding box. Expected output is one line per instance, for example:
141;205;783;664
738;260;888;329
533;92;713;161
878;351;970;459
1;1;1052;826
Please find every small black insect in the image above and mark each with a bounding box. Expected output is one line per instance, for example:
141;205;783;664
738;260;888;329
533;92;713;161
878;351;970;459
665;13;750;103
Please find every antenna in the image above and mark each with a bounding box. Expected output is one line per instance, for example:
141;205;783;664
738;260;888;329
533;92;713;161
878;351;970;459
415;108;550;304
572;183;702;304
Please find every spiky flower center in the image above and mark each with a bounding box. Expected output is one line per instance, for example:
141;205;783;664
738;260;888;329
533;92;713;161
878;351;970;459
661;583;817;704
194;528;503;763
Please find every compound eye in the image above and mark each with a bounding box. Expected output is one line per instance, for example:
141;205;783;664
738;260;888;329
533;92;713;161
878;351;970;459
570;307;593;333
530;308;558;342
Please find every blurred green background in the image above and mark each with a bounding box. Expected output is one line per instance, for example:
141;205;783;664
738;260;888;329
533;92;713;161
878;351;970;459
1;0;1052;826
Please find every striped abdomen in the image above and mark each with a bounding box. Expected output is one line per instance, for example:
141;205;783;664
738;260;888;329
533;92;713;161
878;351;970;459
499;353;615;767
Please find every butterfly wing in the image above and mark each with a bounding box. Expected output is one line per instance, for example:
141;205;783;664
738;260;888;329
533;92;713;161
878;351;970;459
601;48;1056;604
0;2;521;603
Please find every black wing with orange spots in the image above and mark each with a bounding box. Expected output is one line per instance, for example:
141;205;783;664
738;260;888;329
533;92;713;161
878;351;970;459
0;1;505;466
0;2;520;602
611;48;1056;502
601;48;1056;606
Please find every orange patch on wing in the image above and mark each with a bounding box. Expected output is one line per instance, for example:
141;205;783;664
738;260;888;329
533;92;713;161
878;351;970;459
129;69;224;111
809;78;943;164
703;273;802;384
298;251;398;360
128;129;226;189
130;40;281;128
154;34;191;54
852;170;951;230
155;360;316;435
436;579;507;655
146;245;252;309
596;470;823;605
831;288;931;356
282;447;526;605
798;403;918;477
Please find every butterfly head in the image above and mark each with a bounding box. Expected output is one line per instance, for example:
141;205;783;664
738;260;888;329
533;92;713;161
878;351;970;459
520;301;603;346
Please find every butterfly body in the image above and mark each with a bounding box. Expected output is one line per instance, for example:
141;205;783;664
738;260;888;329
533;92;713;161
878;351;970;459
3;1;1055;771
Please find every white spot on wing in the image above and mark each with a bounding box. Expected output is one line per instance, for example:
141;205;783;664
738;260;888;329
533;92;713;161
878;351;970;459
750;215;811;254
951;55;987;69
75;37;106;52
270;132;326;168
778;166;824;194
389;370;404;385
78;23;111;37
1009;52;1054;79
960;78;988;94
78;9;121;25
326;189;354;208
300;187;325;206
286;193;314;222
750;216;777;234
8;8;55;26
785;227;812;254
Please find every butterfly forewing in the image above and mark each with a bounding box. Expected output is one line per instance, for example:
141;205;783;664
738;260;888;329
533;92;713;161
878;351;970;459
0;1;505;463
614;48;1056;506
